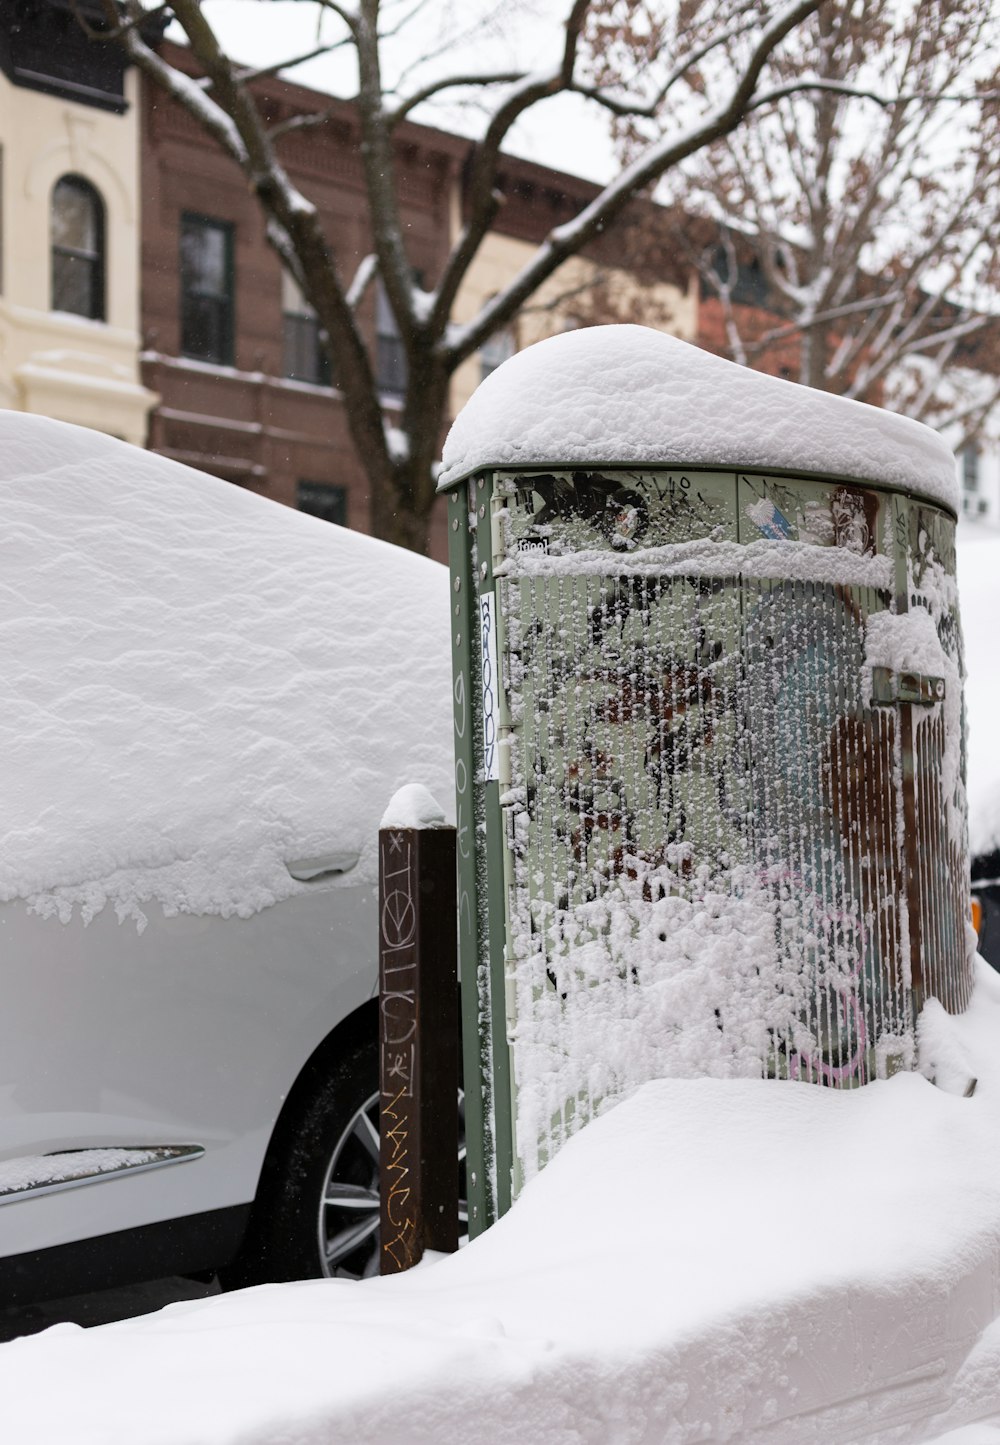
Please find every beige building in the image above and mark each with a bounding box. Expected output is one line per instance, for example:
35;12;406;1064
0;4;156;445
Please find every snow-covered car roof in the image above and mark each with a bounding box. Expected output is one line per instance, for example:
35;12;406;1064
439;325;959;516
0;413;452;924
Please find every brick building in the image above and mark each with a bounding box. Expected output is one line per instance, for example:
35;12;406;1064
138;45;696;561
140;42;463;556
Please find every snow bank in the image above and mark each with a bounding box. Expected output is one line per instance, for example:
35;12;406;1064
0;412;453;923
5;961;1000;1444
957;526;1000;858
439;326;959;515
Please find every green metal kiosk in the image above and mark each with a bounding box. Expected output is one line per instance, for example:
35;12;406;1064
441;325;972;1236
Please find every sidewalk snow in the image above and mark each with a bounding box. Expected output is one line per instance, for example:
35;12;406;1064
4;962;1000;1445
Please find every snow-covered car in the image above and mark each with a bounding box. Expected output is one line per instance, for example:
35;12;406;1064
0;414;453;1301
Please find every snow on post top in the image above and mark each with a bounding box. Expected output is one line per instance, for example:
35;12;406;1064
439;325;959;514
380;784;447;830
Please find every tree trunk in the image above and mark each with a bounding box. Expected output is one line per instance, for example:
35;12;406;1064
365;360;451;556
370;467;436;555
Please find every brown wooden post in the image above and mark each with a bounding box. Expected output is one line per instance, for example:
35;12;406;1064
378;821;459;1274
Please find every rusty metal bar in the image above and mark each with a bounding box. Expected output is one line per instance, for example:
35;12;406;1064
378;822;459;1274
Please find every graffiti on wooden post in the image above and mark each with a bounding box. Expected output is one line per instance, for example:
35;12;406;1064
378;819;458;1273
379;828;419;1271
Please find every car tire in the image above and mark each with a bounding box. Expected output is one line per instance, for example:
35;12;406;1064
219;1037;381;1288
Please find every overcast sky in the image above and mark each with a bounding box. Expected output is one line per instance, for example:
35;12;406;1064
178;1;620;184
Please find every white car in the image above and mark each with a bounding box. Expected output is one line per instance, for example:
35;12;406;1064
0;414;453;1300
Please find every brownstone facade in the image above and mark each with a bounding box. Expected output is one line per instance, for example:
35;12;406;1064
139;47;700;562
140;43;461;557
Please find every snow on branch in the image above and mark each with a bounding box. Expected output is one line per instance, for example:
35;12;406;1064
233;38;356;89
104;3;249;165
346;253;379;310
386;69;528;128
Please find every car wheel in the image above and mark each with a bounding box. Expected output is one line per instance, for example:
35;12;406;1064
220;1040;466;1288
319;1083;467;1278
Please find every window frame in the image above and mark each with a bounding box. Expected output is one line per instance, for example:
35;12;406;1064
51;173;106;322
297;480;348;527
375;280;408;400
282;269;332;387
480;322;516;382
962;445;981;494
180;212;235;366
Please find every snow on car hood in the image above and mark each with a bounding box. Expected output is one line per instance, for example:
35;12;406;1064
439;325;959;516
0;412;453;925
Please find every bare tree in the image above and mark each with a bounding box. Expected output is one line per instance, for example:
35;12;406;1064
92;0;824;554
661;0;1000;440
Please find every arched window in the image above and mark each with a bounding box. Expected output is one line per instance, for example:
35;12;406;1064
51;175;105;321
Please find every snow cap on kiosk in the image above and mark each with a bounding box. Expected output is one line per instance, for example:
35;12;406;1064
439;324;958;514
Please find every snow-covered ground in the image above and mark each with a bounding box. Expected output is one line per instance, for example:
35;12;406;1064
2;962;1000;1443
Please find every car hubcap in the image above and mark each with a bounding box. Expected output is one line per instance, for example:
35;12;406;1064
318;1090;467;1279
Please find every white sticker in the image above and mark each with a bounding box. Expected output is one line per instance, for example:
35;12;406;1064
480;591;500;782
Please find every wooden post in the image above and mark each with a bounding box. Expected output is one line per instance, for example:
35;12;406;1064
378;820;459;1274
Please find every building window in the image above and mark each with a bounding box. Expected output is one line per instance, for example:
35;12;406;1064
180;214;234;365
283;270;331;386
962;445;981;494
51;175;105;320
298;481;347;526
376;281;407;398
480;324;515;382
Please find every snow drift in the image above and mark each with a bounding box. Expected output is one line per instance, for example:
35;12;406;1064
3;962;1000;1444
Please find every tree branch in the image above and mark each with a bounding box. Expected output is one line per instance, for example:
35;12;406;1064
346;252;379;310
387;69;527;128
442;0;822;366
749;78;1000;112
429;0;599;336
101;1;249;165
568;13;761;120
268;108;337;141
233;39;355;88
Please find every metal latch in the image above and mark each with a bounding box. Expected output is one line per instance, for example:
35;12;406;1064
871;666;945;706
